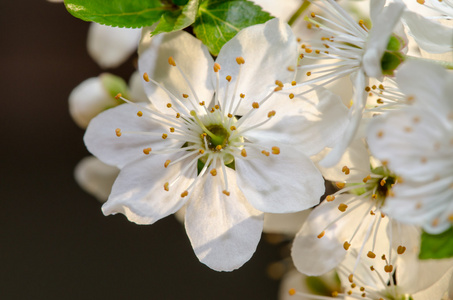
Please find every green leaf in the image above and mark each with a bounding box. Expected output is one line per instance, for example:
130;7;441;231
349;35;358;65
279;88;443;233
193;0;273;55
151;0;199;36
419;226;453;259
64;0;172;28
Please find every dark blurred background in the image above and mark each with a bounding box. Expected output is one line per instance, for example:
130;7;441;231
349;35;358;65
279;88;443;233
1;1;284;299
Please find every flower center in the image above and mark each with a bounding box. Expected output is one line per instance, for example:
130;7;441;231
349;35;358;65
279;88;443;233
205;124;230;150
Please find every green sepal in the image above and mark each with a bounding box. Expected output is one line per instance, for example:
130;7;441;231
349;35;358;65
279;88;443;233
99;73;129;99
63;0;171;28
419;226;453;259
151;0;199;36
193;0;273;56
381;51;405;76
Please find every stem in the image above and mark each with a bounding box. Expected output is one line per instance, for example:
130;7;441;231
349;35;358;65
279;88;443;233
287;0;311;27
405;55;453;70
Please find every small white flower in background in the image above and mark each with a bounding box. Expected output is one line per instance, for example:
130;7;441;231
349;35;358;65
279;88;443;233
87;23;141;69
84;19;349;271
368;60;453;234
288;0;406;167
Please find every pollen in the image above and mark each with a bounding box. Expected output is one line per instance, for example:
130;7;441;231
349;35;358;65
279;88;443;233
181;190;188;198
271;147;280;155
363;175;371;183
384;265;393;273
268;110;276;118
222;190;230;196
299;54;304;59
176;113;181;118
199;149;205;154
348;274;353;283
306;72;312;76
199;101;205;106
261;150;270;156
236;57;245;65
115;128;122;137
164;182;169;191
252;102;260;109
162;134;168;139
317;231;325;239
380;179;386;186
342;166;350;175
417;0;425;4
213;63;221;72
397;246;406;254
143;148;151;155
182;94;189;98
170;127;175;133
275;80;283;87
137;111;143;117
216;145;222;151
230;126;236;131
215;105;220;110
305;48;313;54
351;283;356;288
338;203;348;212
115;93;122;100
332;291;338;297
210;169;217;176
241;149;247;157
344;241;351;250
274;86;282;92
336;182;345;189
377;98;384;104
310;12;316;17
288;288;296;296
168;56;176;66
326;195;335;202
291;81;297;86
167;103;172;108
226;75;232;82
365;86;371;92
367;251;376;258
143;72;150;82
289;93;295;99
164;160;171;168
287;66;295;72
240;93;245;98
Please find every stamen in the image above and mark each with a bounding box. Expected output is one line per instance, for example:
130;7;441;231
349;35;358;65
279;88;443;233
137;111;143;117
168;56;176;66
143;148;151;155
271;147;280;155
115;128;122;137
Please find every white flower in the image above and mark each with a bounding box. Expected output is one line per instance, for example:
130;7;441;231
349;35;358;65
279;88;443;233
289;0;406;167
368;60;453;234
87;23;141;69
84;19;347;271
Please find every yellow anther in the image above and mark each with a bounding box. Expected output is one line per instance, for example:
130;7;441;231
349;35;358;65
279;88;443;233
215;105;220;110
326;195;335;202
274;86;282;92
143;72;150;82
168;56;176;66
143;148;151;155
417;0;425;4
344;241;351;250
291;81;297;86
230;126;236;131
370;210;375;215
287;66;295;72
365;86;371;92
338;203;348;212
167;103;172;108
289;93;295;99
381;254;386;260
379;84;385;90
306;72;311;76
363;175;371;183
299;53;304;59
370;266;375;271
164;182;169;191
351;283;356;288
226;75;232;82
115;93;122;100
372;194;377;199
367;251;376;258
176;113;181;118
275;80;283;87
201;133;207;138
216;145;222;151
305;48;312;54
342;166;350;175
336;182;345;189
252;102;259;109
448;214;453;222
222;190;230;196
317;231;325;239
213;63;221;72
236;57;245;65
315;49;320;54
288;288;296;296
307;23;312;29
162;134;168;139
137;111;143;117
182;94;189;98
199;149;205;154
181;190;188;198
199;101;205;106
347;291;352;295
384;265;393;273
301;44;306;49
170;127;175;133
361;293;366;298
332;291;338;297
241;148;247;157
348;274;353;283
268;110;276;118
227;113;233;118
380;179;386;186
381;212;386;218
261;150;270;156
210;169;217;176
311;12;316;17
115;128;122;137
240;93;245;98
271;147;280;155
377;98;384;104
397;246;406;254
164;160;171;168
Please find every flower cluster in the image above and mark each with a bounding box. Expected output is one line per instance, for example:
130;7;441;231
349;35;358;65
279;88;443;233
60;0;453;297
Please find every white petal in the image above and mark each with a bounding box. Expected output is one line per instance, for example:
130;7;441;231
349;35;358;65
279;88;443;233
87;23;140;68
250;0;301;20
69;76;117;128
235;146;324;213
102;152;197;225
84;104;182;168
138;29;215;114
403;11;453;53
184;166;263;271
263;210;311;236
242;86;349;157
363;1;405;78
320;70;367;167
74;156;119;202
215;18;299;115
128;71;148;102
